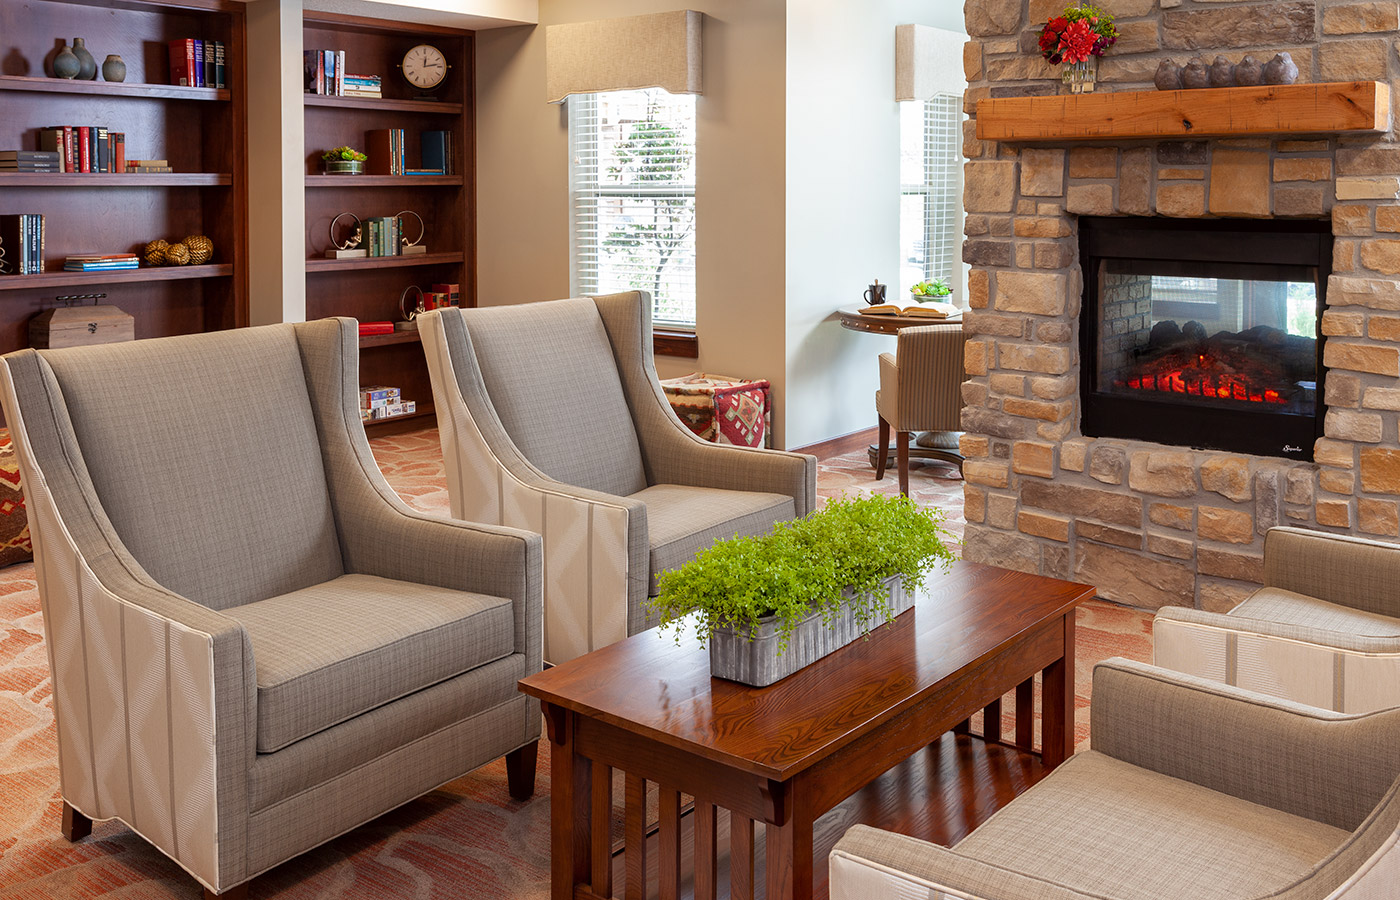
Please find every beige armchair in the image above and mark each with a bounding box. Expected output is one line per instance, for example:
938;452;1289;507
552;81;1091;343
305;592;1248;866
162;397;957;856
418;291;816;664
875;323;966;494
831;658;1400;900
0;319;543;899
1155;526;1400;714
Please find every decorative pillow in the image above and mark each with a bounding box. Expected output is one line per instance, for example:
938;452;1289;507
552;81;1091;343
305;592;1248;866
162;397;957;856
0;429;33;567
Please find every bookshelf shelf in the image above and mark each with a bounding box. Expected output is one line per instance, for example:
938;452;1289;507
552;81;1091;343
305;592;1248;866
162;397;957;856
305;251;463;273
0;173;232;187
358;330;422;348
303;94;462;115
0;263;234;292
0;74;231;102
305;174;462;187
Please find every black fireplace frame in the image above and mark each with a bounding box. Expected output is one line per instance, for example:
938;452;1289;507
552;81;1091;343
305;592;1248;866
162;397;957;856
1078;217;1331;462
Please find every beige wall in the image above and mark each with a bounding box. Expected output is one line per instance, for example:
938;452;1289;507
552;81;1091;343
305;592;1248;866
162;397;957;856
782;5;965;449
475;0;790;430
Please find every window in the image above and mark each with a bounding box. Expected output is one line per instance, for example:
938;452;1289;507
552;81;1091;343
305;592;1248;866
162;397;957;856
899;94;962;294
569;88;698;328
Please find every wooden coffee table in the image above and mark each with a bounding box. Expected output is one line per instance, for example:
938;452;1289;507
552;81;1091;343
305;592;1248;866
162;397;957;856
518;561;1093;900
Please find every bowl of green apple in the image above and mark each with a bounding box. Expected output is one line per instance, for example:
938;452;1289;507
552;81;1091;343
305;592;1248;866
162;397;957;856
910;278;952;302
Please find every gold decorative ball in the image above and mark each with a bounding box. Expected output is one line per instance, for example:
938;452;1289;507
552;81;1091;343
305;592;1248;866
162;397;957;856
182;235;214;265
164;242;191;266
143;239;169;266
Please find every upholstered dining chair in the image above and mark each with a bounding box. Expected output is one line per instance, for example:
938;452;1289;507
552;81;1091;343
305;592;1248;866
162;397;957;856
831;659;1400;900
874;322;966;495
418;291;817;664
0;319;543;899
1155;526;1400;713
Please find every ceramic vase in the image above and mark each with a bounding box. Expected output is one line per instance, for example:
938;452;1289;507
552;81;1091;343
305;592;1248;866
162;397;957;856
1062;57;1097;94
52;43;80;79
72;38;97;81
102;54;126;82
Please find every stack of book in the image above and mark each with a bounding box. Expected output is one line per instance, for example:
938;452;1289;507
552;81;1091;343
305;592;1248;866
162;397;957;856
127;159;172;174
0;215;46;275
359;385;416;422
415;130;452;176
168;39;227;89
64;254;139;272
0;151;60;173
367;129;406;175
343;75;382;99
363;216;404;257
37;128;128;174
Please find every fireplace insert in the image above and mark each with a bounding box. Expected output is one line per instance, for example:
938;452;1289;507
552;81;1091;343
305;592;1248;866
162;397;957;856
1079;217;1330;461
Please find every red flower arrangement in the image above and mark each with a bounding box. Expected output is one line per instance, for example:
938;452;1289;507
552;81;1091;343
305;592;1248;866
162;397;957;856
1038;4;1118;66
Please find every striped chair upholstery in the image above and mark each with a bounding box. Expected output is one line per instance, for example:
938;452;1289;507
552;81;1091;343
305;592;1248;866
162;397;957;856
418;292;817;664
830;659;1400;900
1154;526;1400;714
875;323;966;494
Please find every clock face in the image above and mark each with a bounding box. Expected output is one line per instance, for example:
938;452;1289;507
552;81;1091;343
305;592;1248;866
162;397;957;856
402;44;447;90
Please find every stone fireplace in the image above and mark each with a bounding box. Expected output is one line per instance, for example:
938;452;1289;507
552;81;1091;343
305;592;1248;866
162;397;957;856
959;0;1400;611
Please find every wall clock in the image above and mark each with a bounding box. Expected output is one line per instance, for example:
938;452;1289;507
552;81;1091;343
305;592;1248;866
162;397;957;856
399;43;449;98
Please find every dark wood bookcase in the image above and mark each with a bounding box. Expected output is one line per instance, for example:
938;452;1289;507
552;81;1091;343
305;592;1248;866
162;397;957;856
0;0;248;352
303;11;475;434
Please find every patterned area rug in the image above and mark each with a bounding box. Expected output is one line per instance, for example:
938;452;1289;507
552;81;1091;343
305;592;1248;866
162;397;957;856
0;428;1152;899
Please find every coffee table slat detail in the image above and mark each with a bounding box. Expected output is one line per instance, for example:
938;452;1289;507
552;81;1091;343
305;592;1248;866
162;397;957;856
521;561;1095;900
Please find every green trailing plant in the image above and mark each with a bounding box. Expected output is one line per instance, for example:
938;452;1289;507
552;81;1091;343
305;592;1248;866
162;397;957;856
649;493;954;653
322;146;367;162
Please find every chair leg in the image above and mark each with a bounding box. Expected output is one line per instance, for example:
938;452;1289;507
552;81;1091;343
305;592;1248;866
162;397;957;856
506;741;539;801
61;802;90;842
896;431;910;496
204;885;248;900
875;416;890;481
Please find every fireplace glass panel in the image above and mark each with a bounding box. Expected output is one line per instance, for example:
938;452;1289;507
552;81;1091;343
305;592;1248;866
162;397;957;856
1096;260;1318;418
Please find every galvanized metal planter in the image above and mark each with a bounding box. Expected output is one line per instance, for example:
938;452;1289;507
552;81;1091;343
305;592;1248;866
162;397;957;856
708;574;912;687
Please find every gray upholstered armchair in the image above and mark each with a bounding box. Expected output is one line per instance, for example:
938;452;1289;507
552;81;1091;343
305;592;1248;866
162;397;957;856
0;319;543;899
1155;526;1400;713
418;291;817;663
831;659;1400;900
875;322;966;494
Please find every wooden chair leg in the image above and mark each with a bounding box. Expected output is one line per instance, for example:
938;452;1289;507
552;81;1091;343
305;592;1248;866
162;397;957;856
204;885;248;900
61;801;90;842
506;741;539;800
875;416;890;480
896;430;910;496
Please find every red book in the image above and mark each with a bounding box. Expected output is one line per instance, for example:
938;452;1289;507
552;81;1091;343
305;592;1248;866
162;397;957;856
113;133;125;173
358;321;395;336
77;126;90;173
63;126;74;173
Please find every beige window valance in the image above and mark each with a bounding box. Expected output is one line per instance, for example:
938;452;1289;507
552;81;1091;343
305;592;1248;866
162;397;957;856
895;23;941;102
546;10;702;104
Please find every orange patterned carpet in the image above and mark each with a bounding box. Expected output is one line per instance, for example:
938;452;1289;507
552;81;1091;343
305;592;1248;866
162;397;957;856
0;428;1152;899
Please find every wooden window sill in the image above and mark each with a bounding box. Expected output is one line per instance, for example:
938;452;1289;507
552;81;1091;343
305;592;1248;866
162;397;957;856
654;329;699;359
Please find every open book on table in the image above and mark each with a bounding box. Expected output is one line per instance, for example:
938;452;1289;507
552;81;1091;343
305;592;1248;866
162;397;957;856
859;301;960;319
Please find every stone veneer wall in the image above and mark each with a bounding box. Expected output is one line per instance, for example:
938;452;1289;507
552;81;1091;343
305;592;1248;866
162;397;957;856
959;0;1400;610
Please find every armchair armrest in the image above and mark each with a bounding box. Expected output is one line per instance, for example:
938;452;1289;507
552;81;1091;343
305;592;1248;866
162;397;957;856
831;825;1105;900
1090;658;1400;831
1264;526;1400;618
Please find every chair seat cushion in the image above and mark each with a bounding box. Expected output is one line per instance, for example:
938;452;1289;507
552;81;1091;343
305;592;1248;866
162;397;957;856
1231;587;1400;637
629;484;796;594
230;573;515;752
954;750;1348;900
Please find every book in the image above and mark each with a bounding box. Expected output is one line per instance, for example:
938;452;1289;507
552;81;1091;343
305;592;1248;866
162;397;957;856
215;41;226;90
96;126;109;173
404;168;442;176
0;151;60;162
114;133;125;172
421;130;448;175
367;129;402;176
0;216;20;275
204;40;215;90
324;50;335;96
337;50;345;96
36;131;65;172
66;254;138;261
431;283;460;306
125;166;174;173
859;301;961;319
192;39;204;87
358;321;394;336
77;126;90;173
0;163;60;172
127;159;170;167
169;38;195;87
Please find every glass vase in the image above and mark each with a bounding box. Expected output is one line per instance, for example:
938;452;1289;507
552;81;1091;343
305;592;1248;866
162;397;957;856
1062;57;1097;94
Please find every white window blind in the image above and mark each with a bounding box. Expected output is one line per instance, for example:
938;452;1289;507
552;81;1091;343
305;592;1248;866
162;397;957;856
569;88;698;328
899;94;962;293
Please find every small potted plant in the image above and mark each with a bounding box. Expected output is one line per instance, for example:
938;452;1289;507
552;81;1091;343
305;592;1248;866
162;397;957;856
910;277;953;303
649;493;954;686
1038;4;1118;94
323;146;367;175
